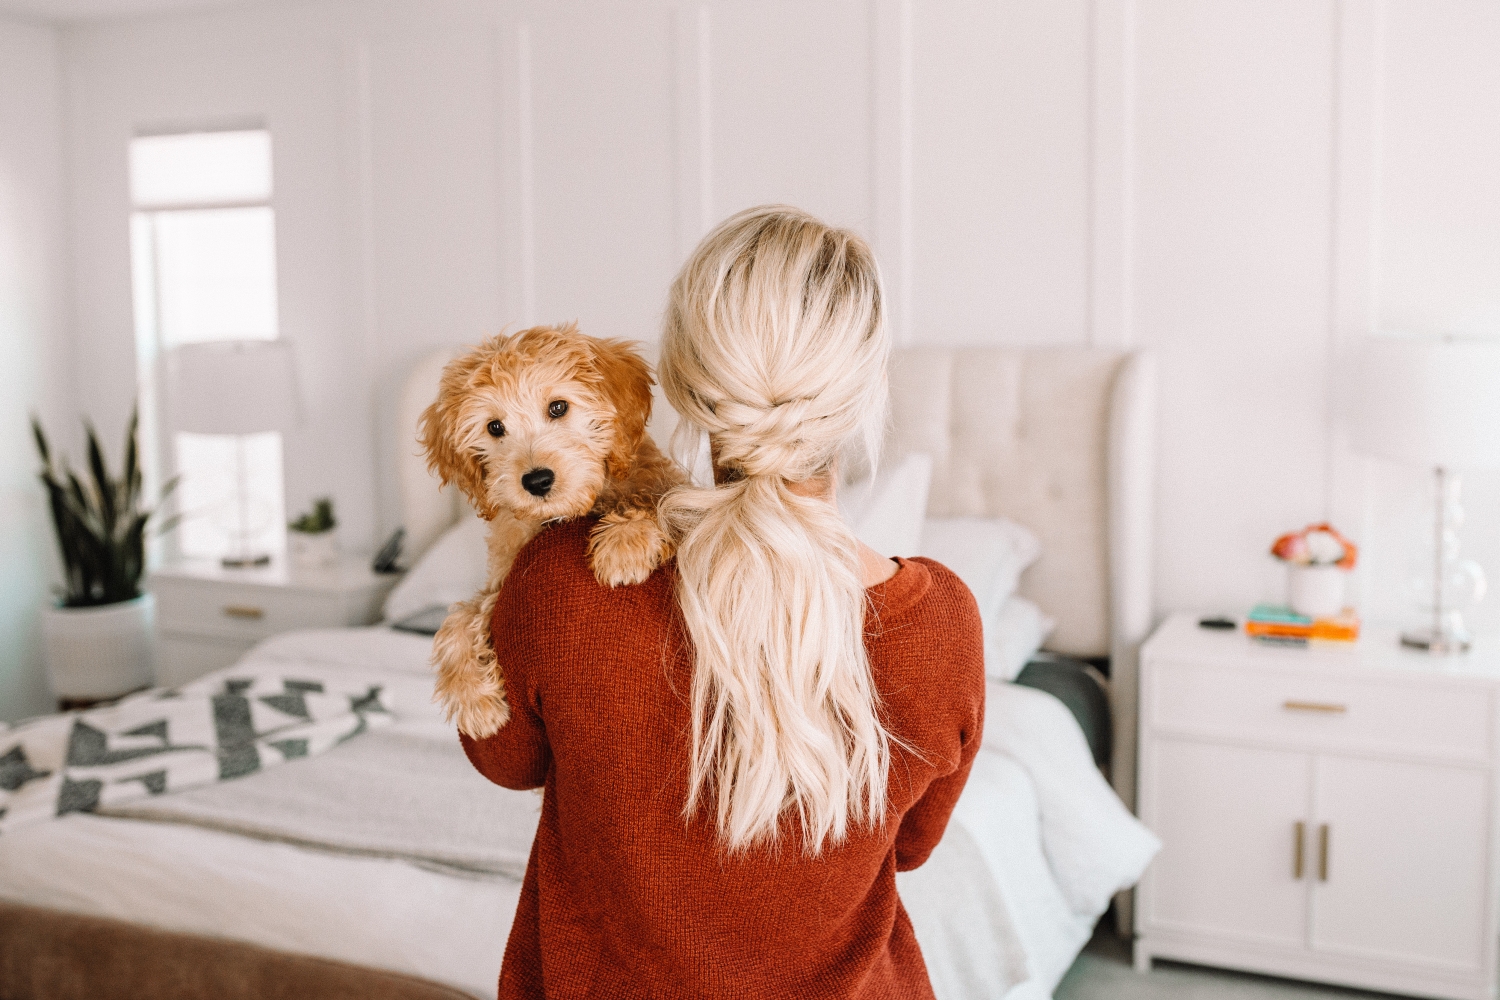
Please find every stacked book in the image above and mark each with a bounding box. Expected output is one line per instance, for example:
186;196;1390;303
1244;604;1360;645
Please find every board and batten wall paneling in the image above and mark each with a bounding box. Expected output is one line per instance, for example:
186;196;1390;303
362;29;503;527
52;0;1500;636
910;0;1092;346
526;12;679;342
1133;0;1337;616
0;16;72;721
708;2;875;236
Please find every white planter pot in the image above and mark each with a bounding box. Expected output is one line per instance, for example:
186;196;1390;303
43;593;156;700
1287;564;1346;619
289;529;338;569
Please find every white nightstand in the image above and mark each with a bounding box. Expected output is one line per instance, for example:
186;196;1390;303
148;555;400;687
1134;613;1500;1000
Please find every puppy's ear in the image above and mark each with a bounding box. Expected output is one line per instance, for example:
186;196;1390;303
419;349;499;519
587;337;655;480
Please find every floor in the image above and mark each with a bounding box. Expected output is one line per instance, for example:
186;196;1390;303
1056;925;1400;1000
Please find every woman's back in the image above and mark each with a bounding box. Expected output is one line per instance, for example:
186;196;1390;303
462;519;984;999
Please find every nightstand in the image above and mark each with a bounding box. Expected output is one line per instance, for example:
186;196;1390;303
148;555;400;687
1134;613;1500;1000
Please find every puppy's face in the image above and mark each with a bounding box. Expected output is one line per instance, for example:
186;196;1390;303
420;325;654;522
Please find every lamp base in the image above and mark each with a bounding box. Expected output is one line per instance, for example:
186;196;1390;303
221;552;272;569
1400;628;1471;655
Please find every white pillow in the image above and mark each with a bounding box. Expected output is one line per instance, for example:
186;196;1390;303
920;516;1041;620
382;513;489;622
838;453;932;557
984;596;1055;682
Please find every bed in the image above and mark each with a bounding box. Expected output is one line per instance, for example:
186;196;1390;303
0;345;1157;1000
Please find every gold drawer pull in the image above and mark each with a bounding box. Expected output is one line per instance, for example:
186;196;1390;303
1283;700;1346;714
1319;823;1330;881
1293;821;1305;879
222;605;265;620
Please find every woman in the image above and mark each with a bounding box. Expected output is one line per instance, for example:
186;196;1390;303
461;206;985;999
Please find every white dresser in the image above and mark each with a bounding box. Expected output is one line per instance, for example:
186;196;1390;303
148;555;400;687
1135;613;1500;1000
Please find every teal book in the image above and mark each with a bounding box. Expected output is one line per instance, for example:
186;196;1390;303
1247;603;1312;626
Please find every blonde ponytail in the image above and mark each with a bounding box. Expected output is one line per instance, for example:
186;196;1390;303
658;205;892;854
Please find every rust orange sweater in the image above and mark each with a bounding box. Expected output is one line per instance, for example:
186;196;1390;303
460;519;985;999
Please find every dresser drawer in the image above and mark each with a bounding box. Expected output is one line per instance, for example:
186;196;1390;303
153;578;351;643
1148;659;1494;762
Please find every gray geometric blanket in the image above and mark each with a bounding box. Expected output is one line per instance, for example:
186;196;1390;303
0;675;391;835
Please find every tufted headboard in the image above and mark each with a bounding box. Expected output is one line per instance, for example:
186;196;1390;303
395;344;1155;812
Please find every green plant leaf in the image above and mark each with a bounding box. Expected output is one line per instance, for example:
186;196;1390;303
35;409;166;606
31;416;51;467
123;409;140;514
85;422;117;537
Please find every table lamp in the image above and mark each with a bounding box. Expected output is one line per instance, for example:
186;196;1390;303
1347;336;1500;653
163;340;300;567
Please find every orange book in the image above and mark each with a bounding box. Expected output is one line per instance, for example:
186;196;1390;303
1245;610;1359;643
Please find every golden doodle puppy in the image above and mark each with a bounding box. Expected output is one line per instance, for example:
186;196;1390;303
418;324;685;737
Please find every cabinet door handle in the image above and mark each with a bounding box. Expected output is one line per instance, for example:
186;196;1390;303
222;605;265;620
1318;823;1330;881
1293;821;1305;879
1283;700;1347;714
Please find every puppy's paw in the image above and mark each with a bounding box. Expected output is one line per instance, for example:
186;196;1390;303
588;511;673;587
432;602;511;738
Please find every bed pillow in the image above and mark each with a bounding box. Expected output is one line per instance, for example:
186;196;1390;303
920;516;1041;621
984;596;1055;682
382;512;488;623
838;452;933;557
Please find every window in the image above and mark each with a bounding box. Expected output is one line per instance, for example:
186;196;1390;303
129;129;285;561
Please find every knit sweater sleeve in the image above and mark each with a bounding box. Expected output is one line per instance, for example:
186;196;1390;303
892;727;980;871
891;560;986;872
458;541;553;790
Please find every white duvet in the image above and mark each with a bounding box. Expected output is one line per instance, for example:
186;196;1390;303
0;627;1156;999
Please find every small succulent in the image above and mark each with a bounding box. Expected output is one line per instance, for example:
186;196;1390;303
289;497;336;534
1271;522;1357;569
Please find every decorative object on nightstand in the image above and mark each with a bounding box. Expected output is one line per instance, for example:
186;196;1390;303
33;410;179;709
162;339;299;568
288;497;338;569
148;554;400;687
1135;613;1500;1000
1347;336;1500;654
1270;523;1357;619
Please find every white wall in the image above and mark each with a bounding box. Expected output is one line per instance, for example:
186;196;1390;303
57;0;1500;635
0;15;73;721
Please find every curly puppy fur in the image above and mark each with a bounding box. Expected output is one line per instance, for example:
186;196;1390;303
418;325;685;737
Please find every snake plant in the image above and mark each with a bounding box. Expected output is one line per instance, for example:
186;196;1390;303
32;409;178;608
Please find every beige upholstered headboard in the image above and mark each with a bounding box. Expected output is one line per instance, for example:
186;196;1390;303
885;345;1156;817
396;344;1155;813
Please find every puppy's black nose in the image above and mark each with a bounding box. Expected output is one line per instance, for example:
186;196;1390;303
522;468;555;497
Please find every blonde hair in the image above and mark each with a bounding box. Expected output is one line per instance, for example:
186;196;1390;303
658;205;892;854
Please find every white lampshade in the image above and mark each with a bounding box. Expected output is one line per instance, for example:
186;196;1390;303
1346;336;1500;469
163;340;300;435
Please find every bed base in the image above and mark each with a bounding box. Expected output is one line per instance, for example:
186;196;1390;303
0;901;479;1000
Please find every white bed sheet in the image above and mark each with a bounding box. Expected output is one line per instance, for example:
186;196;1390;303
0;627;1140;999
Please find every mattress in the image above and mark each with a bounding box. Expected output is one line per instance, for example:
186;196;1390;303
0;626;1149;999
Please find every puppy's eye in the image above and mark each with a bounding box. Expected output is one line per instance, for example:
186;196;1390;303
486;420;505;438
547;400;569;419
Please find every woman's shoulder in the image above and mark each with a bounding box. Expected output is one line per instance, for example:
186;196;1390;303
507;517;597;586
499;517;676;632
870;556;981;630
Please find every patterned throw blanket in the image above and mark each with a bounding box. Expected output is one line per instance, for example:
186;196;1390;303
0;675;391;836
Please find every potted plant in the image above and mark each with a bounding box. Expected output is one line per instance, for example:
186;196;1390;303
288;497;338;569
33;410;177;703
1271;522;1358;618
